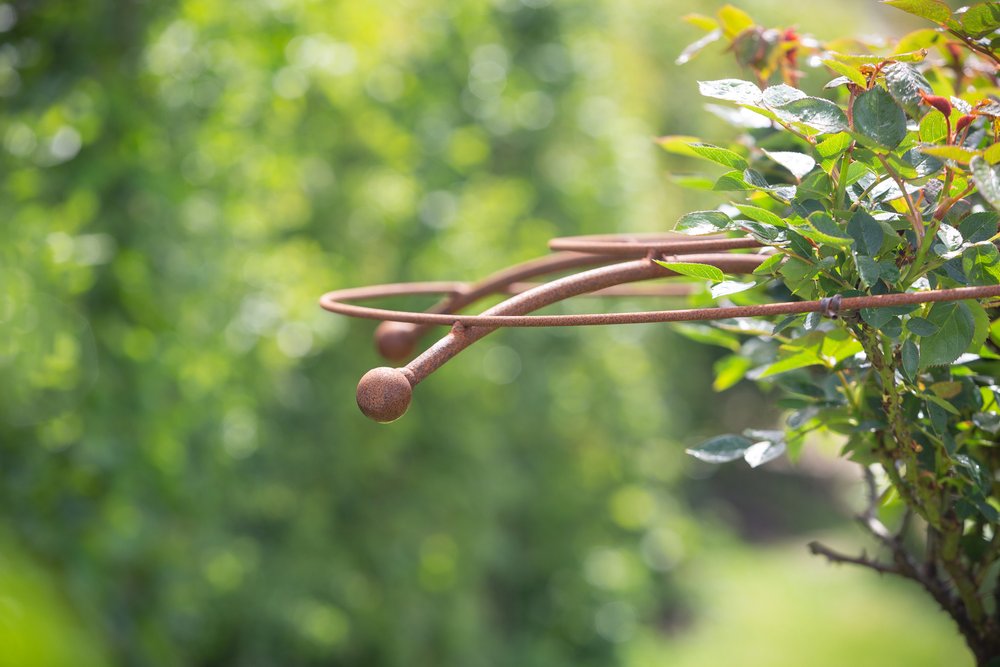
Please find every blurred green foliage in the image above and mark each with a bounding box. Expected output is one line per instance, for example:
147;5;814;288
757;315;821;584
0;0;966;665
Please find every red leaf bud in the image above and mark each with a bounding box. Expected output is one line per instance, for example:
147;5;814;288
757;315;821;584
918;89;952;119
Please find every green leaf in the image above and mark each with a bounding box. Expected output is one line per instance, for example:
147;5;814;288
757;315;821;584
656;135;706;155
674;210;733;234
733;203;785;227
901;147;943;177
713;170;753;191
883;62;933;117
959;211;999;243
967;298;991;353
883;0;953;25
962;242;1000;285
919;145;979;164
710;280;757;298
827;50;929;66
773;96;849;134
907;316;940;336
960;3;1000;37
919;301;975;367
971;155;1000;209
856;255;881;286
698;79;762;104
822;59;868;88
861;304;917;328
816;132;853;159
713;354;753;391
717;4;755;37
847;210;884;255
984;142;1000;165
753;252;785;275
758;349;826;377
802;212;853;247
686;434;753;463
762;84;807;107
762;150;816;180
919;109;948;143
936;223;963;252
852;87;907;149
902;339;919;381
688;142;749;170
654;260;725;282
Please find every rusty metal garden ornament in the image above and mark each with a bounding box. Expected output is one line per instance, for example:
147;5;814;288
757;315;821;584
320;233;1000;422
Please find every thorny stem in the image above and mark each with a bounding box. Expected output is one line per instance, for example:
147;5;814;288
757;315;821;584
948;29;1000;69
875;153;923;243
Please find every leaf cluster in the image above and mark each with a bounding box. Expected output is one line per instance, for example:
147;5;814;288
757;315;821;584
666;4;1000;657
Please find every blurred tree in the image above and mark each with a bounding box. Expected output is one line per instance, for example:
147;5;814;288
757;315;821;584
0;0;916;666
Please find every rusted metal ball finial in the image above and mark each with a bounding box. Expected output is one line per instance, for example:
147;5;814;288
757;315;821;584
356;367;412;423
374;321;417;362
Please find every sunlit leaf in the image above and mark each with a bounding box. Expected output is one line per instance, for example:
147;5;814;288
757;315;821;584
674;210;733;234
882;0;953;25
710;280;757;298
698;79;762;104
654;260;725;282
686;434;754;463
971;155;1000;209
762;150;816;180
960;3;1000;37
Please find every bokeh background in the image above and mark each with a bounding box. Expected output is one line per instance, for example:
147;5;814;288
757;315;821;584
0;0;974;665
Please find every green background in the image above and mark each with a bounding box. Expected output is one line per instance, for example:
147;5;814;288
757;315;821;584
0;0;971;665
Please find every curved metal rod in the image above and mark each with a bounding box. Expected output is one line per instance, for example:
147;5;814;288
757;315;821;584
321;252;763;327
549;233;762;255
371;238;753;361
371;252;620;361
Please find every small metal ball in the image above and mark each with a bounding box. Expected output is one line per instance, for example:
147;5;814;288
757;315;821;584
356;367;412;423
374;321;416;362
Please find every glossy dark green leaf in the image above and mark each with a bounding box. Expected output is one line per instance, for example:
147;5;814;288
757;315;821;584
959;211;999;243
846;210;884;255
919;302;975;367
856;255;881;286
852;87;907;149
773;96;849;134
883;62;932;117
907;316;940;336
